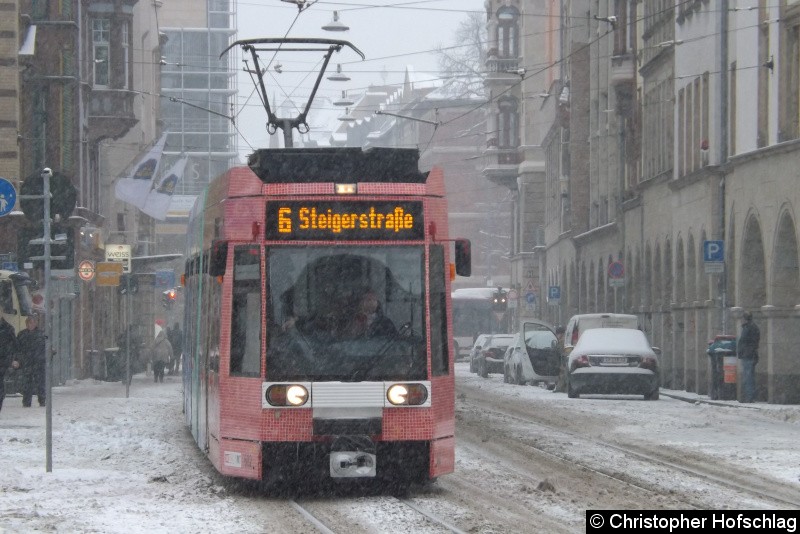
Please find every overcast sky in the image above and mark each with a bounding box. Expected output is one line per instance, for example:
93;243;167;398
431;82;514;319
233;0;484;156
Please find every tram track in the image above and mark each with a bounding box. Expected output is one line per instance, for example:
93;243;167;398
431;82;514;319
457;384;800;510
289;496;469;533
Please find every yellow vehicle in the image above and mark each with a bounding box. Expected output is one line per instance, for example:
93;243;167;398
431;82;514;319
1;269;37;395
0;269;36;334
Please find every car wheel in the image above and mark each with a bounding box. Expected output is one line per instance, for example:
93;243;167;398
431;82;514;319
515;366;526;386
469;356;476;374
567;377;578;398
645;388;659;401
478;358;488;378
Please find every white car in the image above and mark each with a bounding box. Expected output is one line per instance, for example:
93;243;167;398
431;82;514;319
566;328;660;400
503;320;560;387
563;313;639;357
468;334;492;373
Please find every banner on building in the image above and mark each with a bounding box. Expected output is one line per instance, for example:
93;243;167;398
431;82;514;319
140;155;187;221
114;132;168;209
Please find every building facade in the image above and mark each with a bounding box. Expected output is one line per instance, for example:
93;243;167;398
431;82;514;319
494;0;800;403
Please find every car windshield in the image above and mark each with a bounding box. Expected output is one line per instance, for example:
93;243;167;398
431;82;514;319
266;246;427;381
488;335;514;348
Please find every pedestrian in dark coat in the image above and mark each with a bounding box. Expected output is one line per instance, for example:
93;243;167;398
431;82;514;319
167;322;182;374
0;315;18;413
14;316;46;407
148;329;173;383
737;311;760;403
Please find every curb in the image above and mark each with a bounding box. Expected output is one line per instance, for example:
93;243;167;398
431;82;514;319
661;391;763;409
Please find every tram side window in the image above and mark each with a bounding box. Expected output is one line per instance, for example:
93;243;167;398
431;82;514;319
230;246;262;377
429;245;449;376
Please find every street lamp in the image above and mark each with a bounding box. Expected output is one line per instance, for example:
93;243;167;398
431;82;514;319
322;11;349;32
18;167;57;472
40;167;54;474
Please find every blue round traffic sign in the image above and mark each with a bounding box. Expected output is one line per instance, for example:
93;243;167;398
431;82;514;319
608;261;625;279
0;177;16;217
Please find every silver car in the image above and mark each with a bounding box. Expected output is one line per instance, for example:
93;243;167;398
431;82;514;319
566;328;660;400
503;320;560;387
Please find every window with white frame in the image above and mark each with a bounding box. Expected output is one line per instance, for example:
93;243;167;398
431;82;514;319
92;19;110;87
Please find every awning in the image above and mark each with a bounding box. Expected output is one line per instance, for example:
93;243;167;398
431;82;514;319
19;25;37;56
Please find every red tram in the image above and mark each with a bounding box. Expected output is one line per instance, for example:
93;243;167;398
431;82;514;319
182;147;470;488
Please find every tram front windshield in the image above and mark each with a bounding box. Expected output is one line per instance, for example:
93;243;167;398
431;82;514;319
267;246;427;381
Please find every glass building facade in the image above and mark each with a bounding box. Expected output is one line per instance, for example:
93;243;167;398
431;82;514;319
161;0;238;196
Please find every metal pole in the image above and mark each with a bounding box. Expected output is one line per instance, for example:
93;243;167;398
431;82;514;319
125;275;131;398
43;169;53;473
719;0;729;335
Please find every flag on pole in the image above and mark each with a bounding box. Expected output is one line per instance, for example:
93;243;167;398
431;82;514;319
114;132;168;209
141;155;187;221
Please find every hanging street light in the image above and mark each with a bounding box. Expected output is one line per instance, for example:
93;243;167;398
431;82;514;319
338;107;356;122
327;64;350;82
322;11;349;32
333;90;354;107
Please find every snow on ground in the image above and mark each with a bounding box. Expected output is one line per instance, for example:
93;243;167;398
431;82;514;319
1;365;799;533
453;362;800;489
0;374;266;533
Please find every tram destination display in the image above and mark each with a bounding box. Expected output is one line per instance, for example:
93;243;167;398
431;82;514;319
266;201;424;240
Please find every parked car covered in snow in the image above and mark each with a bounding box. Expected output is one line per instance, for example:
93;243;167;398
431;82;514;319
566;328;660;400
503;320;560;387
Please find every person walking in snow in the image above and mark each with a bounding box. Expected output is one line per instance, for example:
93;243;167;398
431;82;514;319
13;316;46;407
166;322;182;375
148;329;173;383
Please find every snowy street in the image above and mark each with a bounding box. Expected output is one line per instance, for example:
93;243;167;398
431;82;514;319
1;364;798;533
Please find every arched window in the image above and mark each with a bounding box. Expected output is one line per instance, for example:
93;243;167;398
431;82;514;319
496;6;520;58
497;97;519;148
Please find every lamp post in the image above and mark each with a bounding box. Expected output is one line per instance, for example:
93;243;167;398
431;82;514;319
19;167;57;472
41;168;53;473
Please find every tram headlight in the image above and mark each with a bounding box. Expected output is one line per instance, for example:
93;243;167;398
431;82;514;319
386;383;428;406
265;384;309;407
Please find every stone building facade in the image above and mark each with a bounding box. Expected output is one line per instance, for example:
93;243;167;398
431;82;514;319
488;0;800;403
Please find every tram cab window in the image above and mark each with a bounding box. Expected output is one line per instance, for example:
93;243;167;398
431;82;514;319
267;247;426;381
230;246;262;376
429;245;449;376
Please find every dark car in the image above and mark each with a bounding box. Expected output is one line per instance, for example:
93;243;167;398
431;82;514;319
473;334;515;378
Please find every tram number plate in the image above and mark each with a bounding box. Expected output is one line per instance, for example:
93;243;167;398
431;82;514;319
600;356;628;366
330;451;377;478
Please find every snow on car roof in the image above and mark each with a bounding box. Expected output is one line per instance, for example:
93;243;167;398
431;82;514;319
570;328;655;357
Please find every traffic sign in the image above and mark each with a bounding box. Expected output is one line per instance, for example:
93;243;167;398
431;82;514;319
608;261;625;279
105;244;131;273
96;261;123;286
77;260;96;282
703;240;724;263
0;177;17;217
506;289;518;309
548;286;561;305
